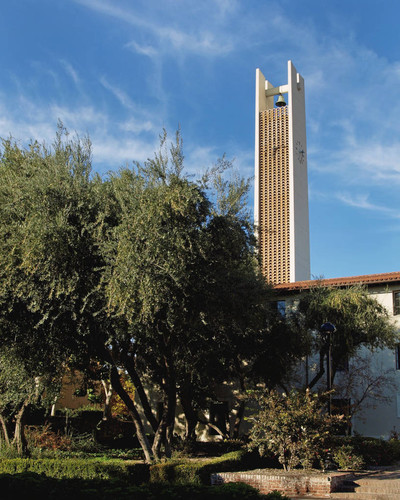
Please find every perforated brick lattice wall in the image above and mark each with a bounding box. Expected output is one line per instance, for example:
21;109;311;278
258;106;290;285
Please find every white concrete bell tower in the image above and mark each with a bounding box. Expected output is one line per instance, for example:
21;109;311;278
255;61;310;284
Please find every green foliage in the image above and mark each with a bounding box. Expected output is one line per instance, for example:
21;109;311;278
247;389;343;471
0;348;60;455
0;457;149;482
387;438;400;463
25;424;73;452
109;375;136;419
28;447;144;461
329;435;400;466
0;441;23;459
296;285;397;377
0;124;304;459
333;445;364;470
149;450;247;485
59;405;103;416
0;350;43;414
0;125;105;365
0;474;269;500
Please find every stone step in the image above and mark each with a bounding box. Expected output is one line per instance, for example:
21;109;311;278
336;478;400;494
331;493;400;499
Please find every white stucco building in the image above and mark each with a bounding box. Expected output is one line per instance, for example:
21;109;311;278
274;272;400;438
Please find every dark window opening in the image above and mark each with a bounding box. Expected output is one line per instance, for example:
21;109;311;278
393;291;400;315
396;345;400;370
209;401;228;436
274;300;286;317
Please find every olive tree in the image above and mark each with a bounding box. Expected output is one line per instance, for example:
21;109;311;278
0;125;304;460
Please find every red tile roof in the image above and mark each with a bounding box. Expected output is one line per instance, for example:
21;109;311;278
274;271;400;292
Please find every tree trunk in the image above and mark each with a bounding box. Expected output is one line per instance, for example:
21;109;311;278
50;403;57;417
152;402;167;459
123;354;159;432
101;378;113;420
179;385;198;442
12;398;30;456
109;365;153;462
151;352;176;459
230;361;246;438
0;414;10;446
198;416;228;438
231;400;245;438
164;354;176;456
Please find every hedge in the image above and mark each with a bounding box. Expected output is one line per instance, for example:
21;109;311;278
0;474;278;500
328;436;400;467
149;450;249;485
0;451;250;486
0;458;149;483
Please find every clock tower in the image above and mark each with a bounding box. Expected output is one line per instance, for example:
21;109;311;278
255;61;310;284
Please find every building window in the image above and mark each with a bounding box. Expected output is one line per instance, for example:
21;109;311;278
396;345;400;370
393;291;400;315
209;401;228;436
274;300;286;317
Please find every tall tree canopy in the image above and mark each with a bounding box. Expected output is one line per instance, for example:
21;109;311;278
0;125;303;459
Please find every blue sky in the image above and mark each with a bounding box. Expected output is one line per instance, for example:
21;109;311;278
1;0;400;280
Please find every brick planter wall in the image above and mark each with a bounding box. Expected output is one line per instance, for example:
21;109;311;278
210;470;351;498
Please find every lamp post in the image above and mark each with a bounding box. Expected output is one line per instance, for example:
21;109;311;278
320;322;336;415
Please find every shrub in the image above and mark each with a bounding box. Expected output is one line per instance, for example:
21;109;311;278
26;424;72;451
265;493;290;500
185;439;246;457
329;435;400;467
26;424;107;455
0;458;149;483
0;474;270;499
333;445;364;470
388;438;400;462
0;441;23;459
149;450;248;485
246;389;344;471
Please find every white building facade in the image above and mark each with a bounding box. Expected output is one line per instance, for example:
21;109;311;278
275;272;400;439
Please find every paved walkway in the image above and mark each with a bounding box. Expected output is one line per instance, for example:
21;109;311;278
293;465;400;499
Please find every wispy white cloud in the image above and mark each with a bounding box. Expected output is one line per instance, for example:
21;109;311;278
120;118;154;134
100;77;137;111
72;0;147;30
155;27;234;56
126;41;157;58
0;91;159;172
99;77;160;134
265;13;400;194
50;105;107;130
340;143;400;184
336;192;400;219
91;135;158;167
73;0;236;57
315;136;400;186
60;60;80;85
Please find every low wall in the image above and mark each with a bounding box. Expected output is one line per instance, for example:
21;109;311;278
210;469;351;498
